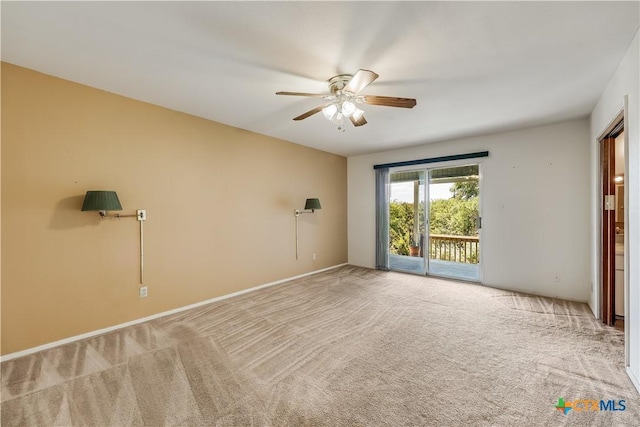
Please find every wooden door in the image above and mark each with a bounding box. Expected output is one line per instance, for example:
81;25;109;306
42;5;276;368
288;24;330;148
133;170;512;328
601;137;616;325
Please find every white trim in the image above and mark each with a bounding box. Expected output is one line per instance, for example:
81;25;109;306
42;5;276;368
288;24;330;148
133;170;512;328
0;263;347;362
627;367;640;395
596;107;625;142
623;96;630;368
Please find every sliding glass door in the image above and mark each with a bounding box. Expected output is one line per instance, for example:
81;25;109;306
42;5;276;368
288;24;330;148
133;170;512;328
387;164;481;282
427;165;481;281
388;170;427;274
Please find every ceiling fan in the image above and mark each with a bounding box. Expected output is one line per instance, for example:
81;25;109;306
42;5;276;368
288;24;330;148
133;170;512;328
276;69;416;131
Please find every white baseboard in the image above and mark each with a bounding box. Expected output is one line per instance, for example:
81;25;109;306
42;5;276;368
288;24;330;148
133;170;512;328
628;367;640;395
479;281;588;304
1;263;348;362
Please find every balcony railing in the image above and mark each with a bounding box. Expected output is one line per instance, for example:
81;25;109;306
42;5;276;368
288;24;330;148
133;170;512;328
429;234;479;264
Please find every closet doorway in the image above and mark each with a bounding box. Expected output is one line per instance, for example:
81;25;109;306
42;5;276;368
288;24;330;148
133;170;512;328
599;118;625;328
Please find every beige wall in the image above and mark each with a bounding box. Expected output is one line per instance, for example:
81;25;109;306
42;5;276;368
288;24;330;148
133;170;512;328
1;63;347;355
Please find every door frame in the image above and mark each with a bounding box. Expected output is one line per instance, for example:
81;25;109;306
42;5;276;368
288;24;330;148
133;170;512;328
388;159;484;282
596;106;628;364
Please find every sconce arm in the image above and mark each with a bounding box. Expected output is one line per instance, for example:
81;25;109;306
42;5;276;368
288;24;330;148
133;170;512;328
100;210;147;221
294;209;316;217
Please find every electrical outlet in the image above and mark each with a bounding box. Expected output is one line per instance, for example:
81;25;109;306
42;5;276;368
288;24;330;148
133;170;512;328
139;286;148;298
312;253;317;260
137;209;147;221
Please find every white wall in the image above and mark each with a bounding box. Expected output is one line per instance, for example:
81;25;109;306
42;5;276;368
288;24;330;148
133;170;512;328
348;119;591;302
590;30;639;393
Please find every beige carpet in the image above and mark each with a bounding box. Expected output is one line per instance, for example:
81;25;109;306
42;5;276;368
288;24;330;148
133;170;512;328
2;266;638;426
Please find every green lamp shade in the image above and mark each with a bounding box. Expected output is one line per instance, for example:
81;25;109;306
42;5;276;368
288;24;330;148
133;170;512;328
304;198;322;210
81;191;123;211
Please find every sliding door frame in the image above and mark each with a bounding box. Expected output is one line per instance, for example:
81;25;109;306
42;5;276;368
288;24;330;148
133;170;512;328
388;158;485;283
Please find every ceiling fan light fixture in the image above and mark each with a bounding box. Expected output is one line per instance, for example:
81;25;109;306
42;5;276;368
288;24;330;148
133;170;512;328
341;100;356;117
322;104;338;121
332;112;346;132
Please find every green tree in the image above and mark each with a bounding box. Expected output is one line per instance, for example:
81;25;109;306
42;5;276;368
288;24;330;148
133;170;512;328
389;201;415;255
429;180;479;236
450;181;479;200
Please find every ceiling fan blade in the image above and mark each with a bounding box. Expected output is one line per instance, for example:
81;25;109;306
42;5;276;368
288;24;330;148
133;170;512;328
362;95;416;108
349;115;367;127
276;91;333;99
293;105;325;121
343;69;379;94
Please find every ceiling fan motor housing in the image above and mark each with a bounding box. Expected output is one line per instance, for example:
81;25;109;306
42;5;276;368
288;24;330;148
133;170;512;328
328;74;353;94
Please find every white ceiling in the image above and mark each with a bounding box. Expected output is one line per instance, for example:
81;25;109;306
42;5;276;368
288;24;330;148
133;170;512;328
2;2;638;157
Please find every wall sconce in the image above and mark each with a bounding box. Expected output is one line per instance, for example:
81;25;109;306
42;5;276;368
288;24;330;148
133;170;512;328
81;191;147;283
294;198;321;260
81;191;146;220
